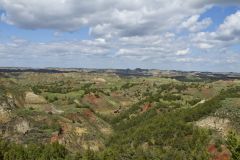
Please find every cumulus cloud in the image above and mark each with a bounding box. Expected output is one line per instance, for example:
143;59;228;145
217;11;240;41
0;0;238;34
0;0;238;42
0;0;239;71
115;33;190;60
0;33;192;65
0;0;215;34
176;48;190;56
180;15;212;32
193;11;240;49
0;38;112;58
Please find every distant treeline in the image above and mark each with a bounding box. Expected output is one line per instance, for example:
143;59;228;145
0;69;74;74
174;75;240;82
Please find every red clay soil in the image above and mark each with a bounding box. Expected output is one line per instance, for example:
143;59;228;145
85;93;113;111
40;117;59;128
208;144;231;160
65;113;82;123
111;92;121;97
50;133;60;143
156;108;162;114
83;109;96;122
141;103;152;113
201;87;214;98
85;93;98;105
59;122;69;133
50;122;67;143
44;105;53;113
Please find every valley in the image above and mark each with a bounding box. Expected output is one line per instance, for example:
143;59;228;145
0;68;240;160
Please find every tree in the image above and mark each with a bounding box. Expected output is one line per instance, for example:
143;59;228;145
226;131;240;160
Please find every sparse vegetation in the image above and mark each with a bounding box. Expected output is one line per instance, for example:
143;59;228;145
0;70;240;159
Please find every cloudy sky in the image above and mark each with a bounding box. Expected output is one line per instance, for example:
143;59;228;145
0;0;240;72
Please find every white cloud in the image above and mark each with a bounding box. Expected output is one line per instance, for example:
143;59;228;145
196;43;214;49
0;0;240;71
0;0;214;34
217;11;240;41
176;57;204;63
0;0;238;36
180;15;212;32
193;11;240;50
176;48;190;55
0;38;112;58
115;33;189;59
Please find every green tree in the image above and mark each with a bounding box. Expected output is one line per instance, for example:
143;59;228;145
226;131;240;160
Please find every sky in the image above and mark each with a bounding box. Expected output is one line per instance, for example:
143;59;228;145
0;0;240;72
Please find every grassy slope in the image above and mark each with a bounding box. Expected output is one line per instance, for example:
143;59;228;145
0;72;240;159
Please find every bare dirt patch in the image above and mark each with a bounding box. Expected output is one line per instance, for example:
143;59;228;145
15;119;30;134
100;128;112;135
208;144;231;160
25;92;47;104
141;103;152;113
83;109;96;122
196;116;231;136
75;127;88;136
92;78;106;83
0;106;11;123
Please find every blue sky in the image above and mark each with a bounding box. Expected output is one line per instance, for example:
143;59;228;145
0;1;240;72
200;6;239;30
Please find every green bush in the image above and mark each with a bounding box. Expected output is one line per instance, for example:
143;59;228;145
0;140;68;160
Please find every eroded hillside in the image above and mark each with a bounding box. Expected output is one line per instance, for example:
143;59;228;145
0;70;240;160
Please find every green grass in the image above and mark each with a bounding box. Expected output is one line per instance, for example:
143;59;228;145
215;98;240;131
1;71;240;159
